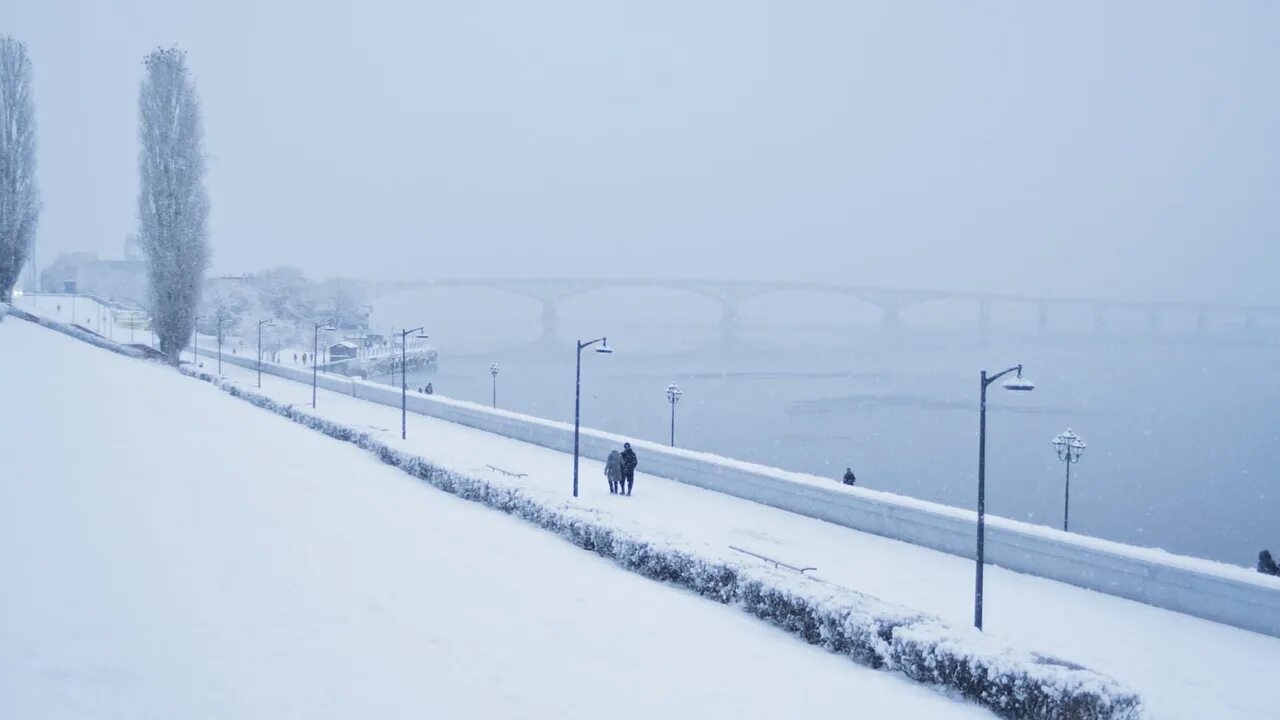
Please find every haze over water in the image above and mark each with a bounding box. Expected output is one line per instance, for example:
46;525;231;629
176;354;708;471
373;288;1280;567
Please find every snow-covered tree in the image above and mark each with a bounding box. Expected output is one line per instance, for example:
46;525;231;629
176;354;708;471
252;266;312;324
137;47;208;363
0;36;39;304
312;278;367;330
197;288;250;337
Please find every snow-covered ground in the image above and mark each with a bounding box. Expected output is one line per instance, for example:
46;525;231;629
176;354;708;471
170;335;1280;718
0;318;988;718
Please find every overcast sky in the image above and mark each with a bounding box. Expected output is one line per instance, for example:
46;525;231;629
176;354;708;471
8;1;1280;301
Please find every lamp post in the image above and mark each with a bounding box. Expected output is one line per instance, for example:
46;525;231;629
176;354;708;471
573;337;614;497
400;326;428;439
257;319;273;388
1053;429;1086;532
216;315;223;375
974;364;1035;631
490;362;500;408
666;381;682;446
313;322;336;408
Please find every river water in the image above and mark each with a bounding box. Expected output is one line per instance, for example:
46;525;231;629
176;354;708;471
378;317;1279;568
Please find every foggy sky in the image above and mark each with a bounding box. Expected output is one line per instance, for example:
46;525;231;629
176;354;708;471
8;1;1280;302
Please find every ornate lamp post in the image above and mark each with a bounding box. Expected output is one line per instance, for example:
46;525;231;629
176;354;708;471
490;362;500;408
974;364;1035;631
1053;429;1087;532
665;382;682;446
573;337;613;497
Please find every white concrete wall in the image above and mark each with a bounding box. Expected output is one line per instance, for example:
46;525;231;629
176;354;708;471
201;347;1280;638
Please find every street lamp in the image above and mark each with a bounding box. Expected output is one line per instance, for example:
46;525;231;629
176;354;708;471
216;315;224;375
313;322;336;408
974;363;1035;631
257;319;274;388
1053;429;1087;532
490;362;500;408
573;337;613;497
400;326;428;439
666;381;682;446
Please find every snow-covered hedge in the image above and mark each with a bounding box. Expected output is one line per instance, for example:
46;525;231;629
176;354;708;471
2;303;151;360
178;364;1143;720
6;309;1144;717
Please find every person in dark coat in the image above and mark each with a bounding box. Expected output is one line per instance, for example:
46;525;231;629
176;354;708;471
605;450;623;494
620;443;638;495
1259;550;1280;577
842;467;856;486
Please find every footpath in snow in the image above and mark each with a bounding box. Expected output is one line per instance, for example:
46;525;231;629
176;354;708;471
187;335;1280;720
0;317;990;720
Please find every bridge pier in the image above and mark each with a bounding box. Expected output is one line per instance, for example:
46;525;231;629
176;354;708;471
540;299;559;346
1146;308;1161;333
719;300;741;347
878;305;901;332
1245;309;1258;332
1093;304;1106;335
978;300;991;341
1037;301;1049;334
1197;308;1210;335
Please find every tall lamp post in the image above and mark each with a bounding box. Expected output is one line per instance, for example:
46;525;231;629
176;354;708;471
489;362;500;408
974;364;1035;631
666;382;682;446
257;319;273;388
216;315;224;375
1052;429;1086;532
313;322;336;408
573;337;613;497
400;326;428;440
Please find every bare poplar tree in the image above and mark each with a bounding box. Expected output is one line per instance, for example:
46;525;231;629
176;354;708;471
138;47;208;363
0;36;39;304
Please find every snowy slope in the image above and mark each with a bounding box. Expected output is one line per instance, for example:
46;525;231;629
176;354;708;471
0;319;987;719
187;332;1280;719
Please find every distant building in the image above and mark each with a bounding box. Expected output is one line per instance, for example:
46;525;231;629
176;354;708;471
329;341;359;361
41;252;147;306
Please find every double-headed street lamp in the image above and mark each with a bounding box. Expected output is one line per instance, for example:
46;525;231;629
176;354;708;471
490;362;500;408
1053;429;1087;532
666;382;682;447
400;326;428;440
573;337;613;497
313;322;336;408
974;364;1035;631
257;319;274;388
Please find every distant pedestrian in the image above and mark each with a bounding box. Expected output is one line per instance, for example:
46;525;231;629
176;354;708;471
425;382;433;395
293;353;297;363
302;352;308;365
605;450;623;494
842;467;857;486
620;442;638;495
1260;550;1280;577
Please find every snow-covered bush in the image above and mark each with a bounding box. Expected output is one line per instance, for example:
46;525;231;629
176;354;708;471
3;304;150;359
3;309;1144;720
175;366;1145;720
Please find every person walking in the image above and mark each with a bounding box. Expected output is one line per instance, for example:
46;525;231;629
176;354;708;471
605;450;623;494
842;467;857;486
1259;550;1280;577
620;442;638;496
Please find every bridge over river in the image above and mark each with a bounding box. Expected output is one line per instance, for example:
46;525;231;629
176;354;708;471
353;277;1280;347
